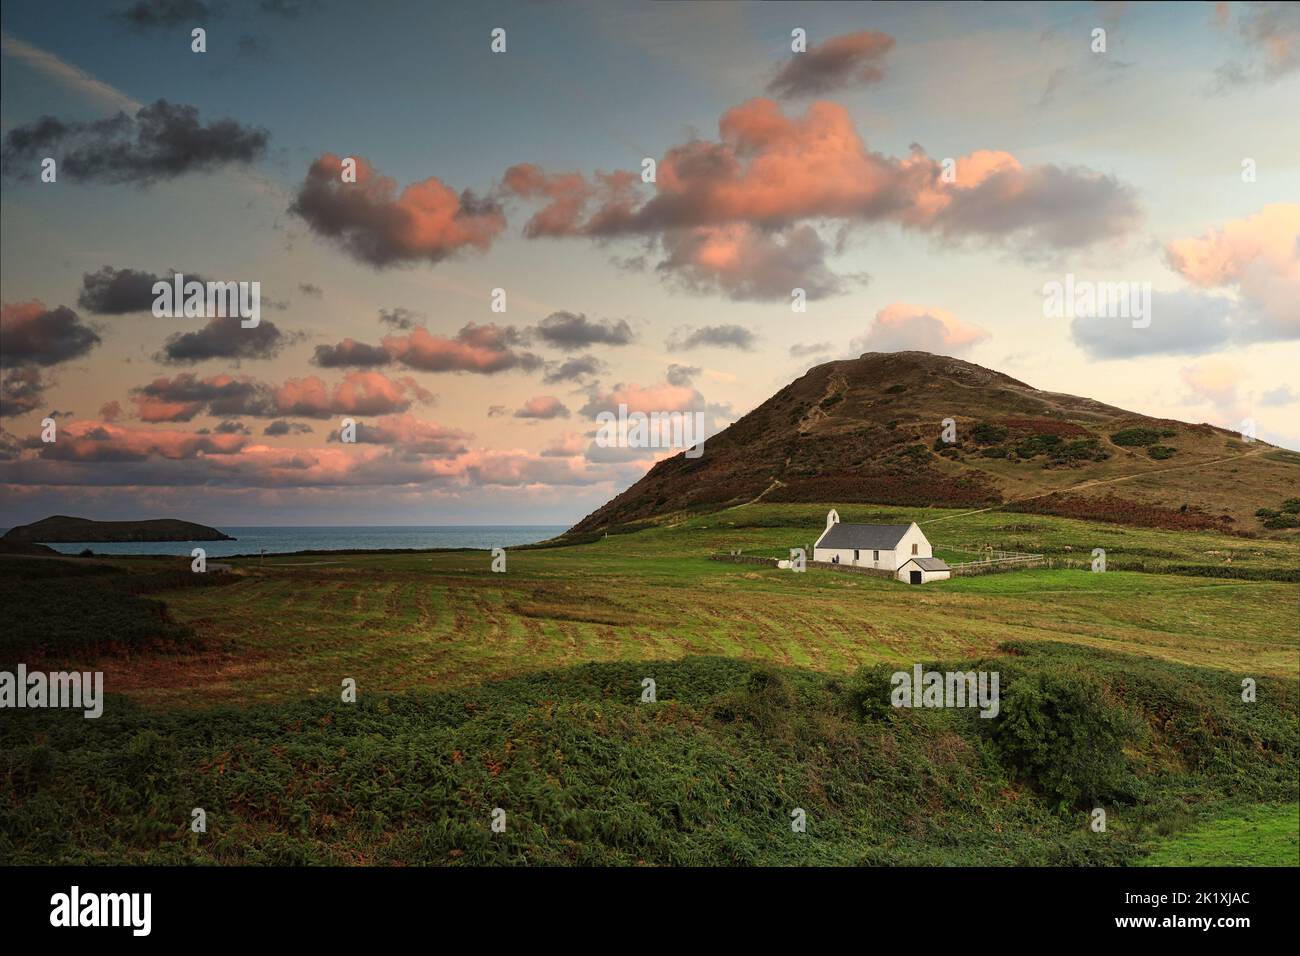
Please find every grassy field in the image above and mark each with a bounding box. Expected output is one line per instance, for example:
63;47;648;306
1137;804;1299;867
1;503;1296;865
58;503;1295;709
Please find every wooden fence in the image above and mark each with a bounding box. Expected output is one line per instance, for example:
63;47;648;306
946;550;1045;576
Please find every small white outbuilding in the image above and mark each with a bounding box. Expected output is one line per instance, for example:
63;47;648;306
895;556;952;584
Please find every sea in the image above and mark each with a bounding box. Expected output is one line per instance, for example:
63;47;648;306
7;526;568;558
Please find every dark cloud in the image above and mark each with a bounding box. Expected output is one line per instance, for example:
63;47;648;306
237;34;269;58
581;441;659;465
113;0;219;30
378;307;422;330
211;419;251;435
263;420;313;435
1;100;268;185
789;341;832;357
298;282;323;298
513;396;571;420
666;363;701;386
532;311;634;351
929;163;1141;252
157;315;290;363
79;266;174;314
666;324;756;351
259;0;318;17
0;301;101;366
1;367;50;416
542;353;604;383
311;339;392;368
133;373;271;422
486;405;507;417
290;154;505;267
767;31;895;98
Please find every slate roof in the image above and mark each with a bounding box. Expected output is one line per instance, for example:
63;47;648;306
900;557;950;571
817;523;912;550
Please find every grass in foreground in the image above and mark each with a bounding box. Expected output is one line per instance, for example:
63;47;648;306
2;644;1295;865
1136;804;1299;867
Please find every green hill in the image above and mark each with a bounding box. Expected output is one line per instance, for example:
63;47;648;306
2;515;233;543
568;351;1300;537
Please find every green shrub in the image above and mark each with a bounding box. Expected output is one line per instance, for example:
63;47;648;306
970;424;1009;445
1111;427;1174;447
1050;439;1104;464
843;664;899;720
1281;498;1300;514
1013;434;1063;458
1262;513;1300;529
1147;445;1176;460
992;670;1134;806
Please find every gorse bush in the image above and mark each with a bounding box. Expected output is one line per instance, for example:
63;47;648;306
1111;427;1175;447
991;669;1136;807
970;423;1009;445
1262;513;1299;529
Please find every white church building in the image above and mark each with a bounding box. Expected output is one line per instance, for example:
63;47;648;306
812;509;951;584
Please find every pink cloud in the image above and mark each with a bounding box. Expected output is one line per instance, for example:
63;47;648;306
503;99;1139;299
277;371;432;417
1166;203;1299;338
36;420;249;461
582;381;701;416
132;370;432;421
851;303;990;355
383;324;540;374
290;153;506;267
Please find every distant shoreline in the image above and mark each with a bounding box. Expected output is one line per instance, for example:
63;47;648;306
1;525;571;559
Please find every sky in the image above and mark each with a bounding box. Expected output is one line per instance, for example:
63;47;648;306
1;0;1297;527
